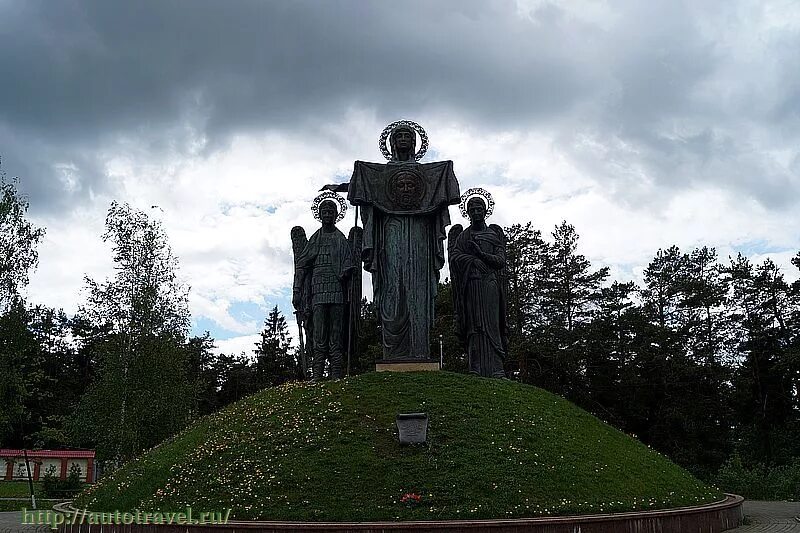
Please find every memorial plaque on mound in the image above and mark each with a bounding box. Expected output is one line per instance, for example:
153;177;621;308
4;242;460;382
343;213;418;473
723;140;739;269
396;413;428;444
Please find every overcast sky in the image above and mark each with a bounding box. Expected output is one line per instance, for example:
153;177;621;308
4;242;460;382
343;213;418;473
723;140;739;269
2;0;799;355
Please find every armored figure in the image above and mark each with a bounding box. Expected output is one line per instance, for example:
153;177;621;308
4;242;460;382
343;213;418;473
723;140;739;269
448;188;508;378
292;193;355;380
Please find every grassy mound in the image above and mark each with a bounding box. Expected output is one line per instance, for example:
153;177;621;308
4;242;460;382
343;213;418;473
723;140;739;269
77;372;721;521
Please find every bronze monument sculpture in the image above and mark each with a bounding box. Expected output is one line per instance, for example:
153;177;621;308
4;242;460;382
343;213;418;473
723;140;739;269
291;192;357;380
448;188;508;378
346;121;460;362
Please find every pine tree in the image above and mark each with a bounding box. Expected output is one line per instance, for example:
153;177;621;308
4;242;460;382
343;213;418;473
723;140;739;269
724;254;798;464
680;247;729;364
641;245;686;332
537;221;609;399
678;247;732;476
504;222;548;380
543;221;609;332
582;281;638;427
213;352;257;407
633;246;733;476
0;300;41;446
184;332;219;416
25;305;88;448
253;306;296;387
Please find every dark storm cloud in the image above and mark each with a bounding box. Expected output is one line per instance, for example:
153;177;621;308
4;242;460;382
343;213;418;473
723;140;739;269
0;0;797;214
0;0;599;214
2;0;599;133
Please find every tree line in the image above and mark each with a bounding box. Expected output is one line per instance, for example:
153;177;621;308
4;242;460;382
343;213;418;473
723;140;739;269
0;172;298;466
479;222;799;484
1;166;798;495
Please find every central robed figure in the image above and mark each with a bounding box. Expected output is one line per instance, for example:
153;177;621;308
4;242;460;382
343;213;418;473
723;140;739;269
347;121;460;360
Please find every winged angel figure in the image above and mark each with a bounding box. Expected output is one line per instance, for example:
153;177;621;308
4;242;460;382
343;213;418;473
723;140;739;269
291;192;361;379
447;188;508;378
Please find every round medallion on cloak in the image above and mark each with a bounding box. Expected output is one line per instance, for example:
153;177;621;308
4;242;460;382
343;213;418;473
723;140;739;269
387;167;427;210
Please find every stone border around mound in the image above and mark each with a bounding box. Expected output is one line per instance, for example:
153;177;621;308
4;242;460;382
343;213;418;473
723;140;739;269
55;494;743;533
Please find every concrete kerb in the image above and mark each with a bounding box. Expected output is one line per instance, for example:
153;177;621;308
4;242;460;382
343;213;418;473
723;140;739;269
49;494;744;533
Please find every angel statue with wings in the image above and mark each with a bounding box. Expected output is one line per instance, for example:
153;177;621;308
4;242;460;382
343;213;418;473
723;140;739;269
290;192;360;380
448;188;508;378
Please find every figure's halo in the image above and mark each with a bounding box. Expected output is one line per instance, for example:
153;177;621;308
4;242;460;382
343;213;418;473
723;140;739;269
459;187;495;219
379;120;429;161
311;191;347;222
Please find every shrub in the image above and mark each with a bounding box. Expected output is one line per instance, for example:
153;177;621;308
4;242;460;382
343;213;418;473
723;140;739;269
65;463;83;491
716;455;800;500
41;464;59;497
41;463;85;498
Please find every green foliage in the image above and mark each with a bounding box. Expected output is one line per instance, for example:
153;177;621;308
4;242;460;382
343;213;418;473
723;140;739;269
70;202;192;462
41;464;59;496
0;300;44;446
253;306;297;387
492;223;800;481
543;221;609;332
184;332;220;416
0;164;51;447
724;254;799;465
431;280;466;373
0;164;46;312
40;463;85;498
716;455;800;500
629;246;734;479
507;220;609;399
353;298;381;374
71;332;194;461
0;301;93;449
67;462;82;485
213;352;258;407
76;372;720;521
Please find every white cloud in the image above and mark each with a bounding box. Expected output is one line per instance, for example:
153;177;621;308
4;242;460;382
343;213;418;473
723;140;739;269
7;0;800;346
25;206;114;314
25;119;800;346
213;334;260;358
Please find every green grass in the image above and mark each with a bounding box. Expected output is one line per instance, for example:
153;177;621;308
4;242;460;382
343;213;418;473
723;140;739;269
0;481;42;498
76;372;722;521
0;501;29;512
0;481;71;511
0;499;62;512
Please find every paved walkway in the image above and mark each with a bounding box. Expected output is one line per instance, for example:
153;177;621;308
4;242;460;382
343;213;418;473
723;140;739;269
732;501;800;532
0;511;47;533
